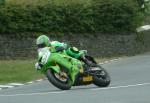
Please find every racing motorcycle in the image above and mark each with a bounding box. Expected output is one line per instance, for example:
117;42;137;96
38;47;111;90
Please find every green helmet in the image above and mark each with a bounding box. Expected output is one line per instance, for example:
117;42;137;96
36;35;50;48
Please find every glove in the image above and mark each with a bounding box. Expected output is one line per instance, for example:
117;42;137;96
63;43;68;49
55;46;65;52
35;62;42;70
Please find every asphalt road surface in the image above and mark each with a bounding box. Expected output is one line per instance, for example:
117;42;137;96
0;53;150;103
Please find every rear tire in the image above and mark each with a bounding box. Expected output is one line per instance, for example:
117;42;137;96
46;69;72;90
93;65;111;87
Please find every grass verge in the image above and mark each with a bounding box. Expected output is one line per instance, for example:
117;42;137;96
0;59;44;84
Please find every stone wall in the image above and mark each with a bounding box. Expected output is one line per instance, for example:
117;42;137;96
0;33;150;59
0;36;36;59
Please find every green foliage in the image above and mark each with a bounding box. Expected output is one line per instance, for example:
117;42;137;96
0;0;5;5
0;0;145;36
145;0;150;14
5;0;91;6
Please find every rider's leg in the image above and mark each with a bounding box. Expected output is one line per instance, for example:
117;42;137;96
47;53;80;83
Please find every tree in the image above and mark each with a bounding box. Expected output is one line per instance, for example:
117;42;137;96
136;0;150;13
0;0;5;5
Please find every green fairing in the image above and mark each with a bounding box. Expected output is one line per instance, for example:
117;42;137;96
66;47;84;59
49;65;60;73
38;47;81;83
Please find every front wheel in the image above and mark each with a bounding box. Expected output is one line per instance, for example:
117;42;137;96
93;65;111;87
46;69;72;90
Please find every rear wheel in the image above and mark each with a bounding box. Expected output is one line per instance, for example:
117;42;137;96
46;69;72;90
93;65;111;87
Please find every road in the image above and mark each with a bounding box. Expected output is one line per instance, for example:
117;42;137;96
0;53;150;103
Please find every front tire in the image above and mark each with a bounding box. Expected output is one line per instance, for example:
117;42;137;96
93;65;111;87
46;69;72;90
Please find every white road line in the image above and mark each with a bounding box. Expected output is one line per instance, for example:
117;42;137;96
8;83;24;86
114;58;121;60
99;58;120;65
104;61;109;63
91;82;150;91
0;85;14;88
99;63;104;65
0;82;149;97
109;59;115;62
0;91;66;97
27;81;33;84
36;79;43;82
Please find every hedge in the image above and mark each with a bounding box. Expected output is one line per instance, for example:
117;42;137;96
0;0;5;5
0;0;144;36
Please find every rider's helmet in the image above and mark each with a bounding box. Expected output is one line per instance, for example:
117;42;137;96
36;35;50;48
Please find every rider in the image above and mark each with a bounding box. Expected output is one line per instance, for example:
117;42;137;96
40;35;93;66
35;35;82;83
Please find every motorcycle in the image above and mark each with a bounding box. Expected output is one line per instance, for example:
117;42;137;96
38;47;111;90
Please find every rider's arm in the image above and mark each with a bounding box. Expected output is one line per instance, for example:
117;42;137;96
35;47;51;70
49;41;68;52
50;41;68;49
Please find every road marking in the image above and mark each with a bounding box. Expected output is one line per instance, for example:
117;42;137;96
0;82;150;97
0;85;14;88
36;79;43;82
104;61;109;63
0;91;66;97
8;83;24;86
91;82;150;91
27;81;33;84
99;58;121;65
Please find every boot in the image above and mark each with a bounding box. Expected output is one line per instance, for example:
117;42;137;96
83;58;95;67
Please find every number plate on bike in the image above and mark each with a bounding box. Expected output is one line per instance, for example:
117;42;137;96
83;76;93;82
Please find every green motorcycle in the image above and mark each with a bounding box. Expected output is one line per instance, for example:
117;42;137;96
36;47;111;90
